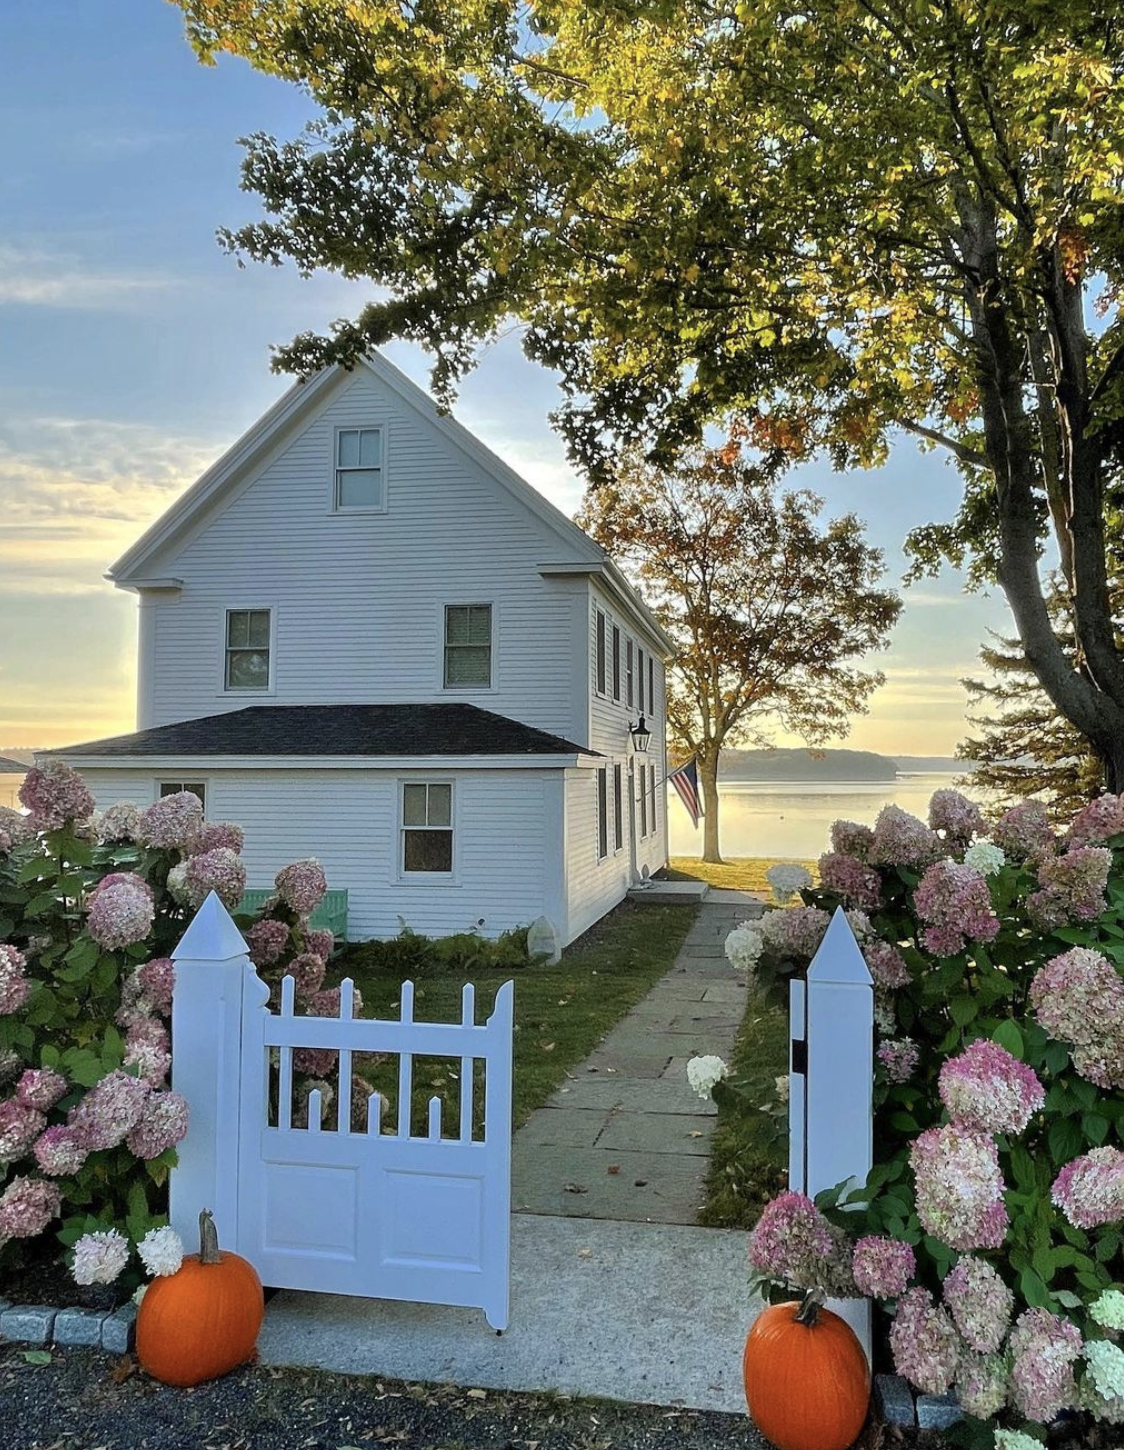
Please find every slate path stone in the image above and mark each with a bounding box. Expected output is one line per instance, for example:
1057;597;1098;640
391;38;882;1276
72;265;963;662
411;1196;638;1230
512;894;765;1225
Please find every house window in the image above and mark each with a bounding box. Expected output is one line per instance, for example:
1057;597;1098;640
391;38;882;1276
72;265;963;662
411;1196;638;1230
595;610;607;694
613;764;623;851
596;769;608;860
650;765;658;832
639;764;648;837
626;640;634;708
401;782;454;873
638;647;645;713
335;426;384;510
160;781;206;813
612;625;621;701
225;609;271;690
648;656;655;715
444;605;492;688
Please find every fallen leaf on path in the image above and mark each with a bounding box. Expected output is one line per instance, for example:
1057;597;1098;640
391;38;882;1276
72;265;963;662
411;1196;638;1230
577;1248;593;1259
563;1182;589;1194
467;1389;487;1399
607;1165;620;1174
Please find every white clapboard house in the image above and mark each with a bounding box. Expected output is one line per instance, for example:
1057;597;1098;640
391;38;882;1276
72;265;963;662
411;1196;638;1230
50;353;672;944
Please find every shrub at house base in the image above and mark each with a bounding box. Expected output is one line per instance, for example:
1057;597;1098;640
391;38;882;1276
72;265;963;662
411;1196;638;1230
137;1209;264;1387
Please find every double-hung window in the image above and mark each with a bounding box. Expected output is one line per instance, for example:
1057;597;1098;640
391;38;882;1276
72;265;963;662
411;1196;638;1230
225;609;271;691
401;782;454;874
638;647;645;713
444;605;492;688
613;764;623;851
595;610;607;694
648;656;655;716
596;769;608;860
626;640;634;708
160;781;206;813
612;625;621;701
650;765;658;832
335;427;384;510
639;764;648;837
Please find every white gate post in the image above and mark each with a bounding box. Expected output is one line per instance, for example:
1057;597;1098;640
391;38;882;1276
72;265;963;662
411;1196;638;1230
789;906;874;1359
169;891;253;1251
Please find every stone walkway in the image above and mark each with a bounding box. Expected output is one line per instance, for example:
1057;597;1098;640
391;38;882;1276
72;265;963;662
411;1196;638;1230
511;895;765;1225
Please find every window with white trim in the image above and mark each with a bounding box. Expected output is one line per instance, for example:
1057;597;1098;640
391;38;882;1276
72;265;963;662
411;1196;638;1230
401;782;454;873
638;647;645;713
595;609;607;694
626;639;634;708
334;426;384;510
612;625;621;701
639;763;648;837
650;764;658;833
596;768;608;860
648;655;655;715
444;604;492;688
613;764;623;851
160;781;206;814
225;609;271;691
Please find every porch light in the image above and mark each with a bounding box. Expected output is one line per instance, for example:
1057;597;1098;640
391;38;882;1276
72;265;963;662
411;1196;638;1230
629;715;652;753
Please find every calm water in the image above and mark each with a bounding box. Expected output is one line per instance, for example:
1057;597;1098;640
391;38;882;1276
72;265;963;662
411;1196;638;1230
666;772;965;860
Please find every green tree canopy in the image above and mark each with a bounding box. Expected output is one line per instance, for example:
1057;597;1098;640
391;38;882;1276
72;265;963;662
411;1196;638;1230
577;446;901;860
174;0;1124;784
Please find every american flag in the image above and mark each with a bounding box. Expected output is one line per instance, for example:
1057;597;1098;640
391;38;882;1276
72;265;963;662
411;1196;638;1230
666;758;703;828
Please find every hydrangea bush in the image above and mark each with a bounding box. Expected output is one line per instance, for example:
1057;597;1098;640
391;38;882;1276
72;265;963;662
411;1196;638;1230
733;788;1124;1448
0;762;338;1291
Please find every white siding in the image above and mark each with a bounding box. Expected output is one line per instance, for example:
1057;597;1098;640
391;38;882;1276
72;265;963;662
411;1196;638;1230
139;369;586;745
77;766;564;943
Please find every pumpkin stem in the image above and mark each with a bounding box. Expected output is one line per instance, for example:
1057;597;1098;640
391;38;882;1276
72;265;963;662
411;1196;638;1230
198;1208;221;1265
795;1291;824;1327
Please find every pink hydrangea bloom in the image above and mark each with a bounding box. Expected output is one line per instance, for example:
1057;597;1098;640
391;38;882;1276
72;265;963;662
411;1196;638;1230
33;1125;87;1177
830;819;875;861
0;1098;46;1163
864;940;911;989
0;829;10;854
68;1070;150;1151
871;805;946;869
0;1175;61;1237
125;1090;189;1159
929;789;985;846
15;1067;67;1113
286;953;326;1002
817;852;882;910
85;872;155;951
124;1016;172;1086
1028;846;1112;929
890;1286;963;1395
992;800;1055;860
96;802;141;845
852;1236;915;1298
1009;1307;1082;1422
955;1351;1010;1419
305;928;334;962
938;1040;1044;1136
293;1046;338;1077
913;860;999;956
1068;792;1124;849
72;1228;130;1286
137;790;204;850
308;985;364;1019
0;943;30;1015
759;905;831;961
183;846;247;910
748;1191;855;1297
911;1124;1009;1251
943;1256;1014;1353
136;958;175;1016
246;918;291;967
877;1039;920;1083
1052;1147;1124;1229
186;820;245;856
1030;947;1124;1045
275;859;328;916
0;806;35;848
19;759;94;831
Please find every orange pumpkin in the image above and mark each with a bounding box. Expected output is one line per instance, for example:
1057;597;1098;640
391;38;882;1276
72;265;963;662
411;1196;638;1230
743;1296;870;1450
137;1209;264;1387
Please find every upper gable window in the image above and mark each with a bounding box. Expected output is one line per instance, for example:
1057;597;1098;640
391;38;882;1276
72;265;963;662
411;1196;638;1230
334;427;384;511
444;605;492;688
225;609;271;690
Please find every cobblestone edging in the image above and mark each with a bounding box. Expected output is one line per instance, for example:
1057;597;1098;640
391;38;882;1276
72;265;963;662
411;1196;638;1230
875;1373;962;1432
0;1299;136;1353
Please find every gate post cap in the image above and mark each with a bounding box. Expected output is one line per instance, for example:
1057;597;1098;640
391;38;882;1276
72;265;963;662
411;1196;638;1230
173;891;249;962
807;906;872;985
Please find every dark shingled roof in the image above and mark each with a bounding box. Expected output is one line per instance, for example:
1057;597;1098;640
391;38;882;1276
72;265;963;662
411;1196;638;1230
52;704;595;760
0;757;28;774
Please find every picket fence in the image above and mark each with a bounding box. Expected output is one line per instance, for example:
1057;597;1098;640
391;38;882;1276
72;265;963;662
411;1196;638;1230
787;906;874;1357
169;893;515;1330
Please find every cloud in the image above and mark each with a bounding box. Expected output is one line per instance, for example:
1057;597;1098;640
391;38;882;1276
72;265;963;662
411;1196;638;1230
0;242;176;311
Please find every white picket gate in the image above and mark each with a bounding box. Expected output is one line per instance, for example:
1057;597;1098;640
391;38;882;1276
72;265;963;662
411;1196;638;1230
169;893;514;1330
788;906;874;1357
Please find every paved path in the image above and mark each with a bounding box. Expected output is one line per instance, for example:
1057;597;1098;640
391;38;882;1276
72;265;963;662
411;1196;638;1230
511;895;765;1225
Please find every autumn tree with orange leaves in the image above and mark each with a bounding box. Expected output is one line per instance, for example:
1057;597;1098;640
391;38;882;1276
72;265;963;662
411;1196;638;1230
578;448;901;862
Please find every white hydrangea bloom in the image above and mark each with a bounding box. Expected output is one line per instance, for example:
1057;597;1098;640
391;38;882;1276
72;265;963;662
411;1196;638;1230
72;1228;130;1286
993;1432;1044;1450
964;841;1007;876
725;923;764;971
774;1074;790;1104
137;1224;185;1277
845;909;871;940
686;1054;730;1100
1092;1290;1124;1332
165;861;191;906
1087;1340;1124;1401
765;863;812;903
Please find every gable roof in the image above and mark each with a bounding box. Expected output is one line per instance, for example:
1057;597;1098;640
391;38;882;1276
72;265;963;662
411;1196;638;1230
50;704;596;762
0;757;27;774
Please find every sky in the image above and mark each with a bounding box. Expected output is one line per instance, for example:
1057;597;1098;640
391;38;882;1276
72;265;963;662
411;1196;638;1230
0;0;1009;756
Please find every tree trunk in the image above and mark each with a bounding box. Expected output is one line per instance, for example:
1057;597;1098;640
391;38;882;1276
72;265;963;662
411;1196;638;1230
698;752;722;863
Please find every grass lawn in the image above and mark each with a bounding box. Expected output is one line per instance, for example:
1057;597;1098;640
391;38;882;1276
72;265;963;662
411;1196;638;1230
333;901;699;1132
665;855;817;894
698;980;789;1229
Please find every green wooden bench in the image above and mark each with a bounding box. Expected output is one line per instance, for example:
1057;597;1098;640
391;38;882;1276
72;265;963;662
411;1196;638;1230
237;889;349;942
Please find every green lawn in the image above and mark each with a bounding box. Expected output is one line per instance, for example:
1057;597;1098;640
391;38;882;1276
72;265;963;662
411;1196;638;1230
332;901;699;1132
698;980;790;1228
665;855;817;894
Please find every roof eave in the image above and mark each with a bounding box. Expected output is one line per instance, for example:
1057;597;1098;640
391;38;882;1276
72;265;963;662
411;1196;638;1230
48;752;597;770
